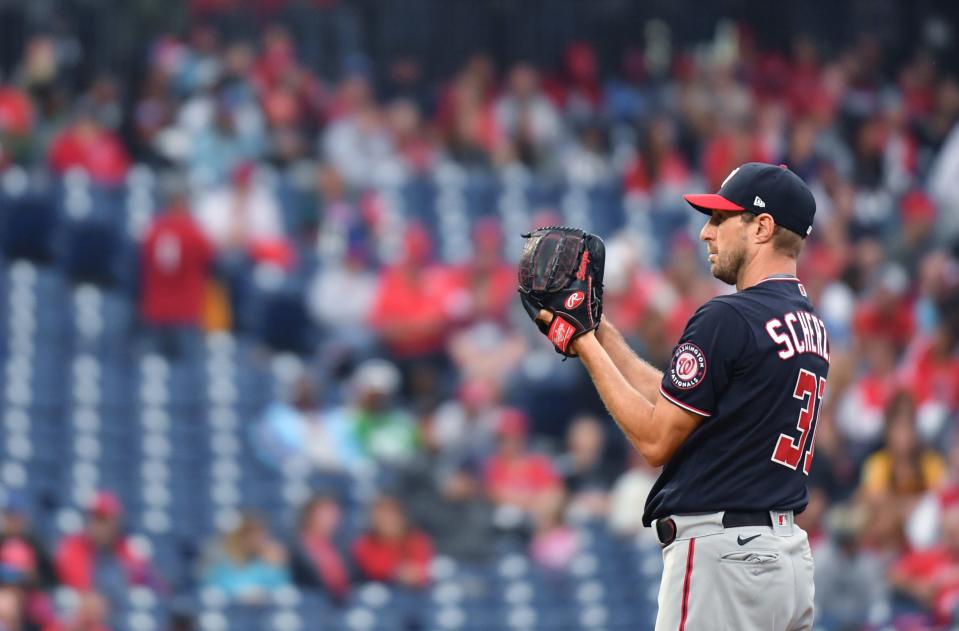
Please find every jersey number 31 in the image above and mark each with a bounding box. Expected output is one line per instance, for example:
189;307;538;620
771;369;826;475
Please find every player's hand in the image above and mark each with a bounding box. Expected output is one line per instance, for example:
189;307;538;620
536;309;596;356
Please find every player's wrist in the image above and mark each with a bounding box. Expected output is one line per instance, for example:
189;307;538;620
594;315;611;344
571;329;598;355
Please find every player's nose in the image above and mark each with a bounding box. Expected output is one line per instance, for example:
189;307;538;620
699;219;714;242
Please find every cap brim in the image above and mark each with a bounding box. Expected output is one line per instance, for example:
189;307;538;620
683;193;746;214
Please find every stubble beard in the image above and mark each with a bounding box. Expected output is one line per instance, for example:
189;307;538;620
711;243;745;286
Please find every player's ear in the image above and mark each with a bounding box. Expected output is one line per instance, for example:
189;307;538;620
754;213;776;244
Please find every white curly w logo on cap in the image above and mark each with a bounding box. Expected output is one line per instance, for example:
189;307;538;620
721;167;740;188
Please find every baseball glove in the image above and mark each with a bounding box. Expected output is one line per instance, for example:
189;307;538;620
518;227;605;356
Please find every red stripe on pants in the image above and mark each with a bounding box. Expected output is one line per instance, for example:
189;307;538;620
678;538;696;631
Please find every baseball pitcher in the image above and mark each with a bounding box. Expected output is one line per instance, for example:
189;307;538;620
519;162;827;630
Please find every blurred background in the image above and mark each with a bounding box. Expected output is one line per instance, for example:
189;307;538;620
0;0;958;630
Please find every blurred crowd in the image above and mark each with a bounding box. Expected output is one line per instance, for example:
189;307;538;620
0;1;959;630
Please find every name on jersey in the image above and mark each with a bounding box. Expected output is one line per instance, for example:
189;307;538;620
765;311;829;361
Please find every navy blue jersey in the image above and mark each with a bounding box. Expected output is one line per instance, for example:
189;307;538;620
643;276;830;526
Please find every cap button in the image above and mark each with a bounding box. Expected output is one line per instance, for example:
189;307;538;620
778;163;788;169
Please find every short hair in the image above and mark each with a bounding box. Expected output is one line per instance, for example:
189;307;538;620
740;212;804;259
297;494;340;533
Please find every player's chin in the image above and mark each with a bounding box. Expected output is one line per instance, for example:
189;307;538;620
710;265;736;285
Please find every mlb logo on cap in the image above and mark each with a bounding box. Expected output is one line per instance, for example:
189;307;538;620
683;162;817;238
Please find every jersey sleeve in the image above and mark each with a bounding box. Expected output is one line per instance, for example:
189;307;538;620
660;299;748;417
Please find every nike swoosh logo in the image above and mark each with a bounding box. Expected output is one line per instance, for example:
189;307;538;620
737;534;761;545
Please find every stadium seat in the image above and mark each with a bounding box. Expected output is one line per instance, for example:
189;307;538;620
1;194;57;263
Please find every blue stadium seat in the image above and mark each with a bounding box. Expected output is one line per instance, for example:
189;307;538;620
252;287;313;354
1;194;57;262
59;219;123;285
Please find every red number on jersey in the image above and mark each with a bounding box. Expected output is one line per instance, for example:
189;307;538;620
771;369;826;474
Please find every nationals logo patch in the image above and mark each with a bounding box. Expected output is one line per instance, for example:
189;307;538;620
564;291;585;310
669;343;707;390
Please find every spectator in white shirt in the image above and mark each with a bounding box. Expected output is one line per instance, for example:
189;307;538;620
195;161;284;254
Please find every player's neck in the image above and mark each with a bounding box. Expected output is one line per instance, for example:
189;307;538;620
736;255;797;292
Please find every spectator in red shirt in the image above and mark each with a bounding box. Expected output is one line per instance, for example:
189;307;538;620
0;85;35;166
445;218;527;392
290;496;351;602
48;108;130;185
368;224;459;359
55;493;158;595
483;408;561;532
852;264;915;353
889;505;959;625
352;496;432;589
140;189;214;357
0;86;33;137
543;42;603;121
701;124;771;191
898;291;959;441
451;217;516;326
435;55;499;168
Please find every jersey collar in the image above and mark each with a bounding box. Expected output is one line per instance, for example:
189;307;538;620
757;274;801;284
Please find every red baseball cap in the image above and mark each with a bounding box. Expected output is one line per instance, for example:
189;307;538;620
231;161;256;186
90;491;122;519
1;538;36;574
901;190;936;224
496;408;529;438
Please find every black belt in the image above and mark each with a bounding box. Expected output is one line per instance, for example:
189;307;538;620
655;511;774;547
722;510;773;529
